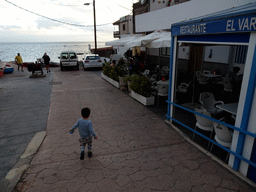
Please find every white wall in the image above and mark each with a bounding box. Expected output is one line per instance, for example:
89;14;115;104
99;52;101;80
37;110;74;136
204;46;230;64
136;0;256;33
115;46;129;55
128;15;133;35
178;46;189;59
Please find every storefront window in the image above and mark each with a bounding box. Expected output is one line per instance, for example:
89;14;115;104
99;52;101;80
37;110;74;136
172;43;247;159
160;47;170;56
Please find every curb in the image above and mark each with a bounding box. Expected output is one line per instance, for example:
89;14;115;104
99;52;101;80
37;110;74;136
2;131;46;192
165;120;256;189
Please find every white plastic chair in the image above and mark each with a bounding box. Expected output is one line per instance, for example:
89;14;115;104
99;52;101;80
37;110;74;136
176;81;191;93
199;92;224;115
193;108;214;149
196;71;209;85
211;119;233;162
161;66;169;76
142;69;150;76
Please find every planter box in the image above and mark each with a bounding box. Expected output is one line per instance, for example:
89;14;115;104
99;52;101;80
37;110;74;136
101;73;119;88
131;90;155;106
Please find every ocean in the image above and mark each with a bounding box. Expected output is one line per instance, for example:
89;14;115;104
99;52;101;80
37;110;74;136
0;42;107;63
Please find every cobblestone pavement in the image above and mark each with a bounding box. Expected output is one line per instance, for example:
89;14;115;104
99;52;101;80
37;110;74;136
0;64;53;187
16;68;255;191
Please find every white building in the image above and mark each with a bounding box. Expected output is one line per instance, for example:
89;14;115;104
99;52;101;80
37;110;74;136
136;0;256;33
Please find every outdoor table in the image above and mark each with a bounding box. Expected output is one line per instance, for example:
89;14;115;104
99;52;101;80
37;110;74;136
203;74;222;78
216;103;238;116
203;74;222;84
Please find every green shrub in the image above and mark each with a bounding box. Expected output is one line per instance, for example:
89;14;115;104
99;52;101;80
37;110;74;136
116;58;126;77
124;75;134;83
103;58;128;81
109;67;119;81
103;63;112;77
129;75;152;97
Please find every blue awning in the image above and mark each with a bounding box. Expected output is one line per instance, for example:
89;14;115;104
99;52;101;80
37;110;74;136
177;33;250;44
171;3;256;36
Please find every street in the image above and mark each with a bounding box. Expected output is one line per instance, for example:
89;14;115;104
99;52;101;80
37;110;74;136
0;65;53;188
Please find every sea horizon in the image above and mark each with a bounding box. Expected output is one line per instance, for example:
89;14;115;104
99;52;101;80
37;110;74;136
0;41;108;63
0;41;108;44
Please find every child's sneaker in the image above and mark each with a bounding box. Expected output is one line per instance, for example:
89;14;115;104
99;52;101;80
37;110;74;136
80;151;85;160
88;151;92;157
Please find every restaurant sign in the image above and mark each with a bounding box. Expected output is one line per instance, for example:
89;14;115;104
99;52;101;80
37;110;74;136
171;14;256;36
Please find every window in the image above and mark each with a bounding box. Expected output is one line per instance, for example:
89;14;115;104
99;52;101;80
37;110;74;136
86;56;100;60
234;45;248;64
161;47;170;56
69;53;77;59
61;53;68;59
123;24;126;31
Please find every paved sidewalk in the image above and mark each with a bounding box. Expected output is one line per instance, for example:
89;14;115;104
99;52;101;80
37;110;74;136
16;69;255;191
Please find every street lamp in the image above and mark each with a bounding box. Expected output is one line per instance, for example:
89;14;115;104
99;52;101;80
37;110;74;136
84;0;97;54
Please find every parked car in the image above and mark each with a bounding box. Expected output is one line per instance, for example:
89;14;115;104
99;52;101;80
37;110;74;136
82;54;103;70
58;51;79;71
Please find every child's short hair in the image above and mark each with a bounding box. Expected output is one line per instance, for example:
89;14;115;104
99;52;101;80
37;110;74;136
81;107;90;118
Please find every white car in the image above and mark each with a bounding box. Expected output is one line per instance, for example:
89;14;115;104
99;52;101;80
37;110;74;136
82;54;103;70
59;51;79;71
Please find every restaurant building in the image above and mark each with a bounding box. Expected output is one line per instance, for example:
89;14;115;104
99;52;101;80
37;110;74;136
167;3;256;183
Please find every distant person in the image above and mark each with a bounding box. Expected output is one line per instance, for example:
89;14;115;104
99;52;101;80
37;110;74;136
69;107;97;160
42;52;51;73
15;53;23;71
133;54;140;73
110;60;116;67
129;58;134;75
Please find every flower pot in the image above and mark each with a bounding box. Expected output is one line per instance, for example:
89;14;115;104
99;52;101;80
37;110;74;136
119;76;127;90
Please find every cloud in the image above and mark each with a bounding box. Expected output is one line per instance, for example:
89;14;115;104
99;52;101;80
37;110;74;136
0;25;21;30
37;19;62;29
0;0;133;42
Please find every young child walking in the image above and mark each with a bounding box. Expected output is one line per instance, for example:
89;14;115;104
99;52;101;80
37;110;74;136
70;107;97;160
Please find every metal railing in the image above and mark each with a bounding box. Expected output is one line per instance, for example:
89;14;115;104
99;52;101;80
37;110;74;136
165;100;256;170
113;31;120;38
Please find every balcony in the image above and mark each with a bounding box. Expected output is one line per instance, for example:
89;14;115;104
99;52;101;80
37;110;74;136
113;31;120;38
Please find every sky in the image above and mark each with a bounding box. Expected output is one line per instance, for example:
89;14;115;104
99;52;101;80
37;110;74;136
0;0;138;42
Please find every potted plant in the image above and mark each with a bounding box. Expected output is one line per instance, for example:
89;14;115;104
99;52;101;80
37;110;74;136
102;63;120;88
102;58;129;89
124;75;135;92
103;62;111;77
116;58;128;90
129;75;155;106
